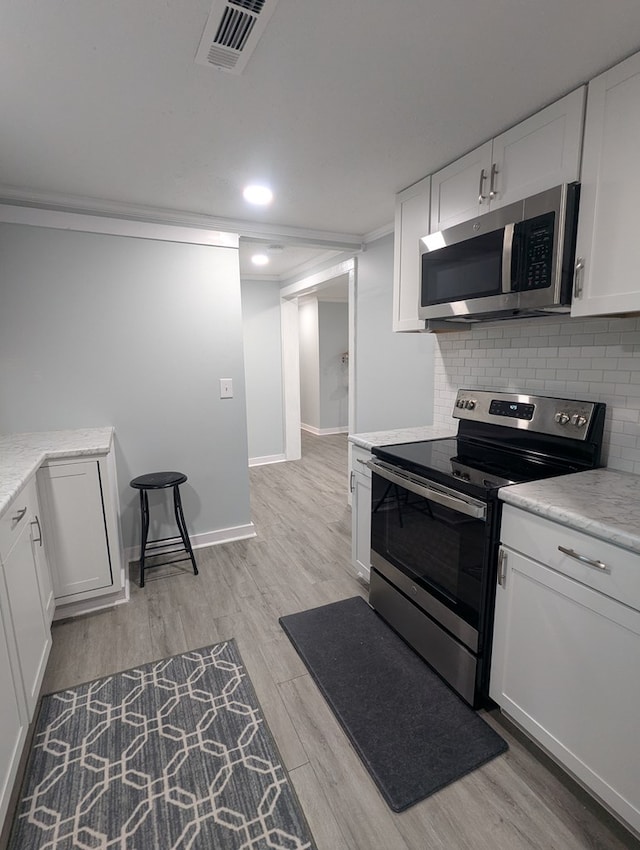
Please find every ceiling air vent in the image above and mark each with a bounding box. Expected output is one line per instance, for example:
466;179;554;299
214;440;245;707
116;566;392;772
195;0;280;74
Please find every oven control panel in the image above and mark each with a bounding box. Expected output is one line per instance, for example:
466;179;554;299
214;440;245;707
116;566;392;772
453;390;599;440
488;400;535;420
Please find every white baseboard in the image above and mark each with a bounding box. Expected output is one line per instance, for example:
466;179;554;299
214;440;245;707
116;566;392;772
190;524;256;550
248;453;287;467
124;522;256;563
300;424;349;436
53;577;129;621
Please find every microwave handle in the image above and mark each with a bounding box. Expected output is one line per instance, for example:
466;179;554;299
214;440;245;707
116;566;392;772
501;223;515;294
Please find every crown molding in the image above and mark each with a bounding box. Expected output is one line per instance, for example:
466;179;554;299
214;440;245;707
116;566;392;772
363;220;394;243
0;203;240;248
0;186;364;251
240;273;282;282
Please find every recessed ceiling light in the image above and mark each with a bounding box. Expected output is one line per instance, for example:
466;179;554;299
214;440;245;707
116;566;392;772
252;253;269;266
243;184;273;206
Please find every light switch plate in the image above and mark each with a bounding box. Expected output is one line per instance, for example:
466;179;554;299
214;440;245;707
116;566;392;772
220;378;233;398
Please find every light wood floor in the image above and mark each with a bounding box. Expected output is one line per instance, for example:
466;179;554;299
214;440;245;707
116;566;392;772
38;432;638;849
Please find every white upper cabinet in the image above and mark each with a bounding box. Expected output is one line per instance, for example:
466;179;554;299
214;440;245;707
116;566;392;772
392;175;430;332
572;51;640;317
430;88;585;233
429;142;492;233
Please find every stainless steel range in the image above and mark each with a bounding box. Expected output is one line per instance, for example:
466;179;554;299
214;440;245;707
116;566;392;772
367;389;606;708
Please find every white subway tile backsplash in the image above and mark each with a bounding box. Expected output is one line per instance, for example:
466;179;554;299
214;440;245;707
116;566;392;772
433;314;640;473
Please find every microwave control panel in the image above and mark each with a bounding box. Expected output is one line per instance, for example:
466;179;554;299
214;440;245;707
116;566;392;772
517;211;554;291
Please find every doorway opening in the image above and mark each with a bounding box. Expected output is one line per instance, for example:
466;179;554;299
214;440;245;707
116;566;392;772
279;259;356;462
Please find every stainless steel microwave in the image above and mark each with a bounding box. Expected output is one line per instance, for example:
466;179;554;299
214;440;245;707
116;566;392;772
418;183;580;323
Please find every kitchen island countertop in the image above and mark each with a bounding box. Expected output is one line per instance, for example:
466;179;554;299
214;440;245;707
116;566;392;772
499;467;640;555
348;425;456;451
0;427;114;521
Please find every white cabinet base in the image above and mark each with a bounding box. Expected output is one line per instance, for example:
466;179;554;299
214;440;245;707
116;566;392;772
492;507;640;837
37;449;126;618
350;445;372;581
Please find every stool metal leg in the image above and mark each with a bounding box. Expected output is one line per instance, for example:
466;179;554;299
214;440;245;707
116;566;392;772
173;484;198;576
139;489;150;587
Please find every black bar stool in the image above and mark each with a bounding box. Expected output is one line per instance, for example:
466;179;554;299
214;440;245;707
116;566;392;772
129;471;198;587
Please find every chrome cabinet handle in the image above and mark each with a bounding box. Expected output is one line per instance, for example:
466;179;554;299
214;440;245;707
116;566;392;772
31;515;43;547
12;506;27;526
349;470;355;493
478;168;487;204
489;163;499;200
356;457;369;466
497;548;507;587
558;545;609;573
573;257;585;298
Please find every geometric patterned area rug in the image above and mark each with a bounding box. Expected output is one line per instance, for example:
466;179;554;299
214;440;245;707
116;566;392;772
8;641;315;850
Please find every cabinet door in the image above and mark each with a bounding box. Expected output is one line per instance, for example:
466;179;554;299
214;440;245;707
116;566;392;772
30;510;55;626
0;605;27;830
490;87;585;210
393;176;430;332
572;51;640;317
491;546;640;834
350;450;371;581
2;521;51;718
429;141;492;233
38;460;113;599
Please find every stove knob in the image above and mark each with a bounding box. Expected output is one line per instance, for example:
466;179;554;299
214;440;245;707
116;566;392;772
465;399;477;410
571;414;588;428
456;399;465;408
554;412;570;425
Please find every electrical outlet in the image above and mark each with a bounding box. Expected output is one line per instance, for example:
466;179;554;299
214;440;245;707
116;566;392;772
220;378;233;398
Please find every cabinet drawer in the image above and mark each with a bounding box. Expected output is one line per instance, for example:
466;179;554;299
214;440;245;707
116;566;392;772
501;505;640;610
0;478;38;562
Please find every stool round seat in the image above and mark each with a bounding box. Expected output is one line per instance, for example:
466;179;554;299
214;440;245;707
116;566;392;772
129;470;197;587
130;471;187;490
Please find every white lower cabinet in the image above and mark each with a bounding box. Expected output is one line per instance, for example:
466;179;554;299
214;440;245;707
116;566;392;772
37;451;124;617
0;608;26;831
491;505;640;835
350;445;372;581
0;477;52;828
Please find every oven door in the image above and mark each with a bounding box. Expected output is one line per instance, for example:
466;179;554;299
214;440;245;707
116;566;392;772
368;460;489;652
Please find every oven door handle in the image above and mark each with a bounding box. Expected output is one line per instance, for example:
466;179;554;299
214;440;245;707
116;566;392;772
366;460;487;520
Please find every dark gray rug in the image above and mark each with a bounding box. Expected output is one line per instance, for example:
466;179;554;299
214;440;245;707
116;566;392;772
279;596;507;813
9;641;315;850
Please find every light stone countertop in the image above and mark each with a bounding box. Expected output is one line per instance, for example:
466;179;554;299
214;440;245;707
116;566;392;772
499;468;640;555
348;425;456;450
0;428;114;521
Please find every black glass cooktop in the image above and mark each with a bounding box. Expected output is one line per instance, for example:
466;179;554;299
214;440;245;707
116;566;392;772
372;437;579;499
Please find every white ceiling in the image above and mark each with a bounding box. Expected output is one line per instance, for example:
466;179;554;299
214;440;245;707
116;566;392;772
238;239;342;279
2;1;640;244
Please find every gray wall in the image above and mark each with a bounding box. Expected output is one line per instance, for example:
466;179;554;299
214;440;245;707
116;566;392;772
240;279;284;461
355;233;435;432
298;299;320;430
318;301;348;429
0;223;250;548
